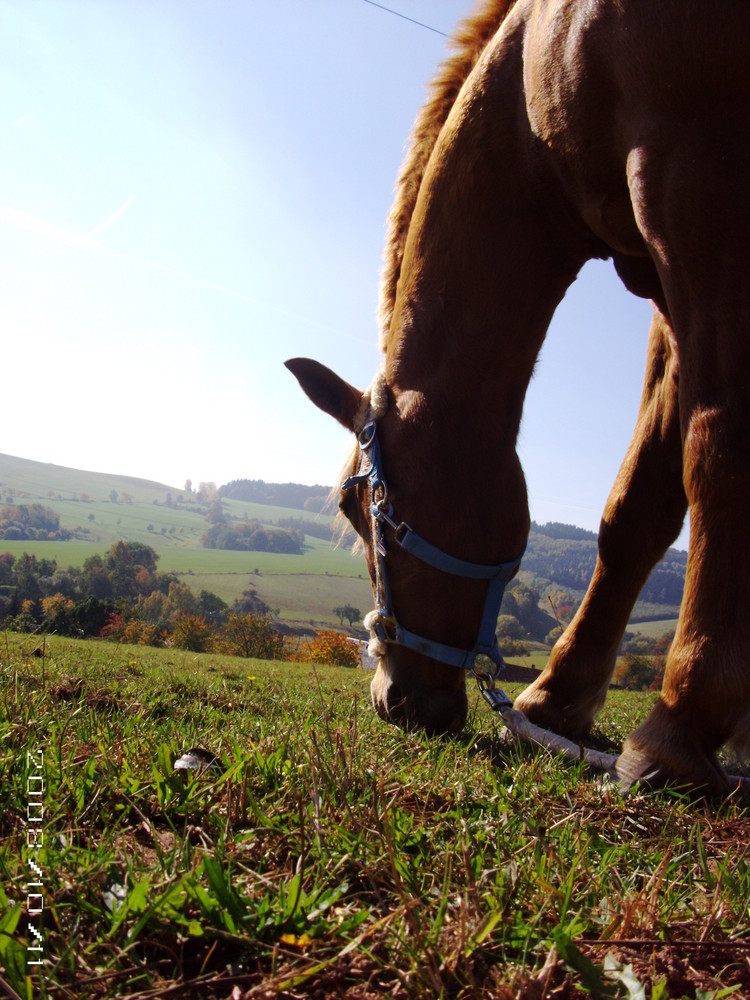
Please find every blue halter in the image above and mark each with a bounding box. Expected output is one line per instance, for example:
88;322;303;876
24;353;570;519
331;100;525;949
342;420;525;688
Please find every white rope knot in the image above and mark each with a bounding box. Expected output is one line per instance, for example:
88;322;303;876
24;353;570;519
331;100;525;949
353;364;388;435
363;609;388;659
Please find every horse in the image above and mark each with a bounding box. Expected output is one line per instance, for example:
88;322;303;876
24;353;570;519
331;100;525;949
286;0;750;795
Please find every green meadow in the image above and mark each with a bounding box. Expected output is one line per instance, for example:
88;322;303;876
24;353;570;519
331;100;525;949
3;633;749;998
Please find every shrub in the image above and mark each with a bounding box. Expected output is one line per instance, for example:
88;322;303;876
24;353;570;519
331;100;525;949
498;637;529;656
613;653;660;692
100;612;126;640
307;630;360;669
6;610;38;633
121;619;162;647
40;593;74;634
100;613;161;647
219;612;284;660
171;614;213;653
70;597;114;637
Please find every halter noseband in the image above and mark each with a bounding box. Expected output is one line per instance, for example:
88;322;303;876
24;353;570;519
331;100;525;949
342;419;525;707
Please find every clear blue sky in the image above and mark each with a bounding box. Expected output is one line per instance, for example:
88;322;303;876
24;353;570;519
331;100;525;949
1;2;684;544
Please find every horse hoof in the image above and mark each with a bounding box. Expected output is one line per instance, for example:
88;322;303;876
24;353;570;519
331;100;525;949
609;746;673;795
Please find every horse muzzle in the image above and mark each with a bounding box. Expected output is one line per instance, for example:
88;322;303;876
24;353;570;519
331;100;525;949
369;655;469;736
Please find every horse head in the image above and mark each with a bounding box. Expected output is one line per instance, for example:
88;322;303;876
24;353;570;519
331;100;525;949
285;357;525;737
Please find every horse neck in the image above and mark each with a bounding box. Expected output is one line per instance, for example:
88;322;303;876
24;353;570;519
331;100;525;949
383;19;592;442
383;181;585;479
379;39;591;561
381;262;572;565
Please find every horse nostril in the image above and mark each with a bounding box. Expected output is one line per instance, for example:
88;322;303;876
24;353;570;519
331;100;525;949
386;683;406;723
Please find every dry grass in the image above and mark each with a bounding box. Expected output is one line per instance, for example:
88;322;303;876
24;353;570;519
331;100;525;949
2;634;749;999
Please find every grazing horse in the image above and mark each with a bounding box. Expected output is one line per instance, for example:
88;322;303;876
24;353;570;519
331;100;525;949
287;0;750;794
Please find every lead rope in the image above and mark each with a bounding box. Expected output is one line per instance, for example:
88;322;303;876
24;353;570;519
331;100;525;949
475;661;620;772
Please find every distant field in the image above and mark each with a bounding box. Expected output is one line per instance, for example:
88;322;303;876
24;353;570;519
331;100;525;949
509;650;550;671
0;453;367;627
0;453;680;635
627;618;679;638
246;572;374;625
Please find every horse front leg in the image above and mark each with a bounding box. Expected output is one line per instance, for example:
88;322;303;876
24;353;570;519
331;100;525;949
515;310;687;736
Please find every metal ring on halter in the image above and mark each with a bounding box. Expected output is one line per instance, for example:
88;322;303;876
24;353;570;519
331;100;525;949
357;421;377;451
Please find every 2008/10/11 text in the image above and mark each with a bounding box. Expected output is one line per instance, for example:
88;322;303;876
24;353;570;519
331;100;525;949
26;750;45;969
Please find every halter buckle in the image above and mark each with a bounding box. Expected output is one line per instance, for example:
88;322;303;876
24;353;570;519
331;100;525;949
479;684;514;712
474;666;513;712
373;613;397;644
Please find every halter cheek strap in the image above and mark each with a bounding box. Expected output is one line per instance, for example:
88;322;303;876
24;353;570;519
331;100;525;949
342;420;525;700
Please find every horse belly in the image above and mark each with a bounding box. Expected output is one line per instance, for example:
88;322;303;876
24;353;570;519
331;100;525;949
522;0;750;262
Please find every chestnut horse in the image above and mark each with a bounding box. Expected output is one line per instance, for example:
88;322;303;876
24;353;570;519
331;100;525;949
287;0;750;794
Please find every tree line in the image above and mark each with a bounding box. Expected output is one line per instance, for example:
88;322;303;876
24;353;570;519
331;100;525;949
0;503;71;541
0;541;360;667
220;479;329;512
202;520;305;554
524;522;686;607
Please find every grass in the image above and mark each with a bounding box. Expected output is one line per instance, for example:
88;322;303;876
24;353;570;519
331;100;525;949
3;634;749;998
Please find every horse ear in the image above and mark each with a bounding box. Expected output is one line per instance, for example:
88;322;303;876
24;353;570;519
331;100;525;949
285;357;364;432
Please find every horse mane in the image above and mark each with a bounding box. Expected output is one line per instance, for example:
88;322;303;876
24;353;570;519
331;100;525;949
378;0;519;350
337;3;516;535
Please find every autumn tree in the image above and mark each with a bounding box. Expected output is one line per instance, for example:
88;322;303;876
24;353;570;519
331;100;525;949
171;614;213;652
104;541;159;600
0;552;15;587
39;593;73;633
220;612;284;659
70;597;114;637
206;501;226;525
496;614;524;639
199;590;229;624
80;554;113;599
14;553;51;602
613;654;660;691
197;482;219;504
163;581;199;620
137;590;167;624
232;586;272;617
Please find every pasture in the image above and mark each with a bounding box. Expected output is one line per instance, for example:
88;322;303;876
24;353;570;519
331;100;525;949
626;621;679;641
3;634;749;998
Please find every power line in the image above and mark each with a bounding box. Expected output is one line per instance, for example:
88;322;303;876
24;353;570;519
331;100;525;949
361;0;449;38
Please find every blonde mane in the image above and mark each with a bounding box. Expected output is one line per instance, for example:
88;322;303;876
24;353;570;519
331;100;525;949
377;0;518;350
